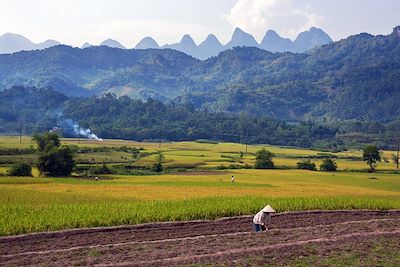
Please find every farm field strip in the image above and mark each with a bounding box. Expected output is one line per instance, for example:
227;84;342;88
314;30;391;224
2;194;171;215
1;136;399;171
128;231;400;267
2;217;399;259
1;211;399;266
1;210;399;254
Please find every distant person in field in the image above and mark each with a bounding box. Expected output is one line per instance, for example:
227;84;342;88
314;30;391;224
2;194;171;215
253;205;276;232
231;175;235;183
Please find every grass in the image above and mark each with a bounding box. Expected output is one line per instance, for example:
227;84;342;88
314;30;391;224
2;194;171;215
1;169;400;235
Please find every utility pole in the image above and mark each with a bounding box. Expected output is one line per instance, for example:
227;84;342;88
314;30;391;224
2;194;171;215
245;128;249;153
397;138;399;170
159;128;161;149
19;120;22;143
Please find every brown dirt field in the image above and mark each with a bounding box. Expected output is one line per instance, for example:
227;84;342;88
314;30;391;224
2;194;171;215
1;210;400;266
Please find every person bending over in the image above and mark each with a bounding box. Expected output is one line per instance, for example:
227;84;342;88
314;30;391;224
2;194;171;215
253;205;276;232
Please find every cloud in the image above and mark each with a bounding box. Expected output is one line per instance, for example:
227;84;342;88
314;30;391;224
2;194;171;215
290;5;324;37
224;0;324;40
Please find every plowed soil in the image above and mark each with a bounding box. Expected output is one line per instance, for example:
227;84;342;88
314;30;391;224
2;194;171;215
1;210;400;266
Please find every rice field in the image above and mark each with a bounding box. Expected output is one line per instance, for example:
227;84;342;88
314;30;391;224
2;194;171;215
1;169;400;235
0;136;400;235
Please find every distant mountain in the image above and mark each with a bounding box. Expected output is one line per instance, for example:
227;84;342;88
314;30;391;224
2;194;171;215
99;39;126;49
0;33;60;54
197;34;224;60
0;28;332;58
293;27;333;52
162;34;197;57
1;27;398;122
260;30;293;52
159;27;331;58
225;27;259;49
260;28;332;53
35;39;60;50
135;37;159;49
81;42;92;49
0;45;197;98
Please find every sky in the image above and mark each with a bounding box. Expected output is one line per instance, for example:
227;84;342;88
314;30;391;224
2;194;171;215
0;0;399;47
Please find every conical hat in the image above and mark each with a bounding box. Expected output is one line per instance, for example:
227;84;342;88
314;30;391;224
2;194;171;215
261;205;276;213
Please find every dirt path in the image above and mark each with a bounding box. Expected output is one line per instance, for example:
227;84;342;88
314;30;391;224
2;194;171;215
1;210;400;266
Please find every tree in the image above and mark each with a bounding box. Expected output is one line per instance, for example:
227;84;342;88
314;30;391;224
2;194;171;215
8;162;32;177
152;151;164;172
254;148;274;169
362;145;381;172
320;158;337;171
33;133;75;176
391;153;399;169
297;160;317;171
32;132;61;152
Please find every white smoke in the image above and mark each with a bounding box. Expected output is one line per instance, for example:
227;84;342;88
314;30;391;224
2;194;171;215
58;119;103;141
72;124;103;141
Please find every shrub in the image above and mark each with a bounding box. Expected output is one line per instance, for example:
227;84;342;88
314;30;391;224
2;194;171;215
93;164;113;175
296;160;317;171
152;152;164;172
254;148;274;169
8;162;32;176
320;158;337;172
195;139;218;144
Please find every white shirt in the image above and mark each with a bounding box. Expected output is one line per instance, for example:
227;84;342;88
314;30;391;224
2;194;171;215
253;211;271;226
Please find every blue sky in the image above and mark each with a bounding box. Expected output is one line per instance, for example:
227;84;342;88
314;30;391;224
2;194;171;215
0;0;399;47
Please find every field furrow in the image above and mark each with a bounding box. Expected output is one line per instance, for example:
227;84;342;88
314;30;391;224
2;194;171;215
1;210;400;266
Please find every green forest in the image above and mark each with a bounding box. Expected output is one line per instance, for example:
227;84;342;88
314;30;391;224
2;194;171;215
0;86;338;149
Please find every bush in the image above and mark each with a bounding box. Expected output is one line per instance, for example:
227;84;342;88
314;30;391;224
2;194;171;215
320;158;337;171
152;162;163;172
195;139;218;144
152;152;164;172
254;148;274;169
33;133;75;177
37;146;75;177
8;162;32;176
296;160;317;171
93;164;113;175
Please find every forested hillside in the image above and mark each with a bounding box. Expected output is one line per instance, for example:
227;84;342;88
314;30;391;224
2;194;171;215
0;27;399;122
0;86;338;148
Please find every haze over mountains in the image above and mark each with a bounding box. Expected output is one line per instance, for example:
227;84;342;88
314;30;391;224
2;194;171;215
0;26;399;122
0;27;332;59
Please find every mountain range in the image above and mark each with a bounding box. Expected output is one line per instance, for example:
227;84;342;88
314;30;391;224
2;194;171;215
0;26;399;123
142;27;332;59
0;27;332;59
0;33;60;54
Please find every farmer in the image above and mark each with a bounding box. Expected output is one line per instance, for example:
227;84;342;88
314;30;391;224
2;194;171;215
253;205;276;232
231;175;235;183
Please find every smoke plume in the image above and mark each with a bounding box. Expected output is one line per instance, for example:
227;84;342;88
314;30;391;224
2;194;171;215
54;118;103;141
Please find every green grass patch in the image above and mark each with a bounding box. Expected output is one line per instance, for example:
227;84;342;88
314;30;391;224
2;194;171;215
1;195;399;236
